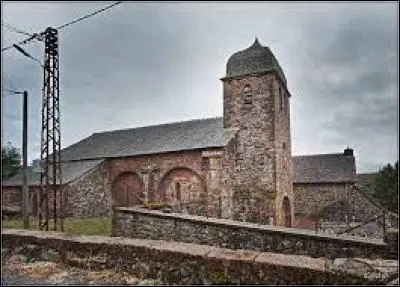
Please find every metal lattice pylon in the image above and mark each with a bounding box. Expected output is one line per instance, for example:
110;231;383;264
37;27;63;231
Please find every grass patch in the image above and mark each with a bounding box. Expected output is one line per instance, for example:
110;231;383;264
2;216;112;236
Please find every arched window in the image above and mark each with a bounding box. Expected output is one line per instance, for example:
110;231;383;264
244;84;252;94
279;87;283;110
243;84;252;108
175;182;181;201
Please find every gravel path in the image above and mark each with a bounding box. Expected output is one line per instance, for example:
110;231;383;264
1;274;53;285
1;257;163;286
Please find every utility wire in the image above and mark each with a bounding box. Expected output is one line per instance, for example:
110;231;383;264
13;44;43;67
1;33;39;52
2;87;23;97
2;89;23;96
1;1;123;52
56;1;123;30
1;22;33;37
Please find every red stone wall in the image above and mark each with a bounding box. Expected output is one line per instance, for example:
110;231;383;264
106;149;225;217
1;186;42;217
1;186;22;208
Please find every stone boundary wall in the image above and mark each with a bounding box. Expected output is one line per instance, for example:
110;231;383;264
113;207;397;259
1;229;393;285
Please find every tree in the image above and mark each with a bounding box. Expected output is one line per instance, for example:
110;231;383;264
371;161;398;213
1;142;22;180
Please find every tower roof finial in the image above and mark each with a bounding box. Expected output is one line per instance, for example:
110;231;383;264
252;36;261;47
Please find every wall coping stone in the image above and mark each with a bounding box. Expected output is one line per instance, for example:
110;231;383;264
2;228;324;272
3;229;397;285
115;207;387;246
255;252;326;271
207;248;259;262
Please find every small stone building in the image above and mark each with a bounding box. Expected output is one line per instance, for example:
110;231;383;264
1;39;387;229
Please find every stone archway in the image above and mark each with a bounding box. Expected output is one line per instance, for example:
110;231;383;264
282;196;292;227
111;172;144;207
157;167;206;215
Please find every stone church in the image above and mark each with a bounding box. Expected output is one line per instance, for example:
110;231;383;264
2;39;384;229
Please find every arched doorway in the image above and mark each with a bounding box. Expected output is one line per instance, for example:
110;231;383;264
157;167;205;215
282;196;292;227
111;172;144;207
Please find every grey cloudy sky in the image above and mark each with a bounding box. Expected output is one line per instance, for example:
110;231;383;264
1;1;398;173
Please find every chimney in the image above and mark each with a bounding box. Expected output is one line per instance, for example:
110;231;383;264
344;147;353;156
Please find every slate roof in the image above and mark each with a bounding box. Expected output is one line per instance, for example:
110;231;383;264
224;38;287;85
2;159;103;187
292;153;356;183
59;117;238;162
2;117;357;186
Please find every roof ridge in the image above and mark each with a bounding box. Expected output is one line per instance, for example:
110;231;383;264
293;152;347;158
93;116;224;135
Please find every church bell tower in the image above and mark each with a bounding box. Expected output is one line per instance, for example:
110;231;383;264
221;38;294;226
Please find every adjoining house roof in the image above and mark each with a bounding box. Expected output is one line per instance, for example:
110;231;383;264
2;159;103;187
59;117;238;162
292;153;356;183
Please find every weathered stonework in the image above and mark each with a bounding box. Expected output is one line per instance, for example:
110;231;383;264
1;186;22;211
106;149;225;217
294;183;383;223
273;75;294;227
3;229;398;285
64;162;110;217
1;186;22;218
1;186;43;218
113;207;397;260
222;71;293;226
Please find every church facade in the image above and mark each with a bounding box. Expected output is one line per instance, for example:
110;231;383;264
2;39;383;229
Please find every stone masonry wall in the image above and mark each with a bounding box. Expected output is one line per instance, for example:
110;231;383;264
220;139;237;219
106;149;225;218
273;74;294;227
25;149;226;219
64;162;110;217
294;183;382;222
3;229;397;285
294;183;348;218
113;207;396;259
223;73;284;223
1;186;22;210
1;186;41;217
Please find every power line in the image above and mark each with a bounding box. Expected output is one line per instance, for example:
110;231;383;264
13;44;43;67
2;89;23;97
1;1;123;53
1;33;39;52
1;22;33;37
56;1;123;30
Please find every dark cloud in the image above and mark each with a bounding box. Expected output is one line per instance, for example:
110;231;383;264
1;2;398;172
